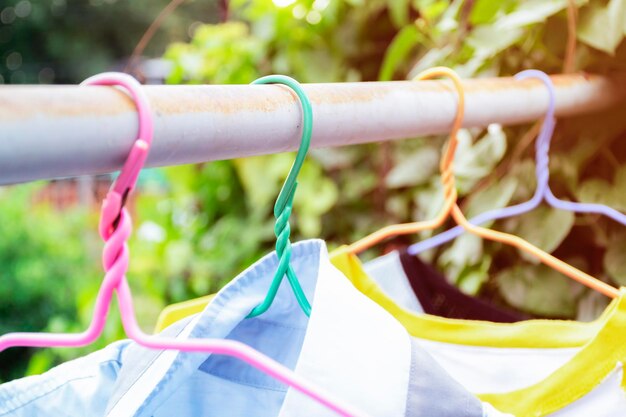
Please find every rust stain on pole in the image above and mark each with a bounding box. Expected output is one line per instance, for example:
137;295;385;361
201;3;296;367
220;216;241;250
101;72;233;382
2;73;625;122
1;73;626;185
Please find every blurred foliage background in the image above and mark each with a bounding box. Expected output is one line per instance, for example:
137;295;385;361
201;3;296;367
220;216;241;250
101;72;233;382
2;0;626;381
0;0;223;83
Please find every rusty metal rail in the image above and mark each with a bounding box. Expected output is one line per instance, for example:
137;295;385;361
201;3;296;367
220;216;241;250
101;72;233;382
0;73;625;185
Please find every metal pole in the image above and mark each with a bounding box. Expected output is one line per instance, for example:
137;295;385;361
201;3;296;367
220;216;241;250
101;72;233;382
0;73;625;185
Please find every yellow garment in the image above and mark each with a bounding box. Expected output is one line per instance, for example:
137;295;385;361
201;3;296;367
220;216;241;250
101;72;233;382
154;294;215;333
330;249;604;348
330;248;626;417
155;248;626;416
153;249;368;332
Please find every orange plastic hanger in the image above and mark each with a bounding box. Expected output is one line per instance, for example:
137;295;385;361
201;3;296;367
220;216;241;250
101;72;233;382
347;67;619;299
347;67;463;254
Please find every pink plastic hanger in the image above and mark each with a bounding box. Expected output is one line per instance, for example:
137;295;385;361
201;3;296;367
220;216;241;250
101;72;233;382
0;72;367;417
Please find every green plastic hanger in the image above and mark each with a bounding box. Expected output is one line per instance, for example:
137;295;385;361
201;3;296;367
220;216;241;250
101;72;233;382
247;75;313;318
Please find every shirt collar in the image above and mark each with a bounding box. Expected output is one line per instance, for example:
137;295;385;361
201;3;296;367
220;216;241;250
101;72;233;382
106;240;413;417
330;248;626;417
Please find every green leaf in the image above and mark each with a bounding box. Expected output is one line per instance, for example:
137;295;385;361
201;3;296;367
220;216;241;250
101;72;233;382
235;153;337;237
25;351;56;377
413;179;446;222
578;0;626;54
464;176;519;225
386;194;412;219
409;45;455;77
466;0;588;66
294;161;339;236
414;0;448;22
457;256;492;295
295;162;338;215
439;233;484;282
513;206;575;262
165;240;194;276
454;124;507;193
458;256;491;295
379;25;423;81
509;159;538;202
344;170;379;200
466;24;525;59
436;0;464;33
388;0;411;28
469;0;515;25
577;179;616;208
604;230;626;286
233;154;292;210
494;0;582;29
164;22;264;84
469;0;504;25
548;153;580;194
386;146;439;188
311;148;361;170
496;264;578;317
577;166;626;212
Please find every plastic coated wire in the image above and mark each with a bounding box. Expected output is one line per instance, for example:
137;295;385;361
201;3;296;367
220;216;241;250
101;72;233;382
0;72;367;417
346;67;619;299
345;67;464;254
247;75;313;318
407;69;626;256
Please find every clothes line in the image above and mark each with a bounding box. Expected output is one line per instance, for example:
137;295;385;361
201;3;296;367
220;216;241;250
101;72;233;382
1;73;625;185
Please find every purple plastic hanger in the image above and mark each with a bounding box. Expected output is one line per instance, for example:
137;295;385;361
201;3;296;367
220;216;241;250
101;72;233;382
0;72;366;417
408;69;626;256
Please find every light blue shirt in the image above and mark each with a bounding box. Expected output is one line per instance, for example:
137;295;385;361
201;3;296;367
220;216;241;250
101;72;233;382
1;240;505;417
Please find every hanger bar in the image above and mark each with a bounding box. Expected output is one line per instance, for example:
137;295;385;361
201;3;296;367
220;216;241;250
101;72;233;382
0;73;625;185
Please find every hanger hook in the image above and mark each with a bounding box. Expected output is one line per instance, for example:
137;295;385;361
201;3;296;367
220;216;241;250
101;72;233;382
0;72;155;352
515;70;556;122
344;67;466;254
514;70;557;189
247;75;313;318
434;69;620;299
254;75;313;216
81;72;154;238
414;67;465;208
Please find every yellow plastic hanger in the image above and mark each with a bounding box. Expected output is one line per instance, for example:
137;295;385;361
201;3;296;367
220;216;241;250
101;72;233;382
347;67;619;299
